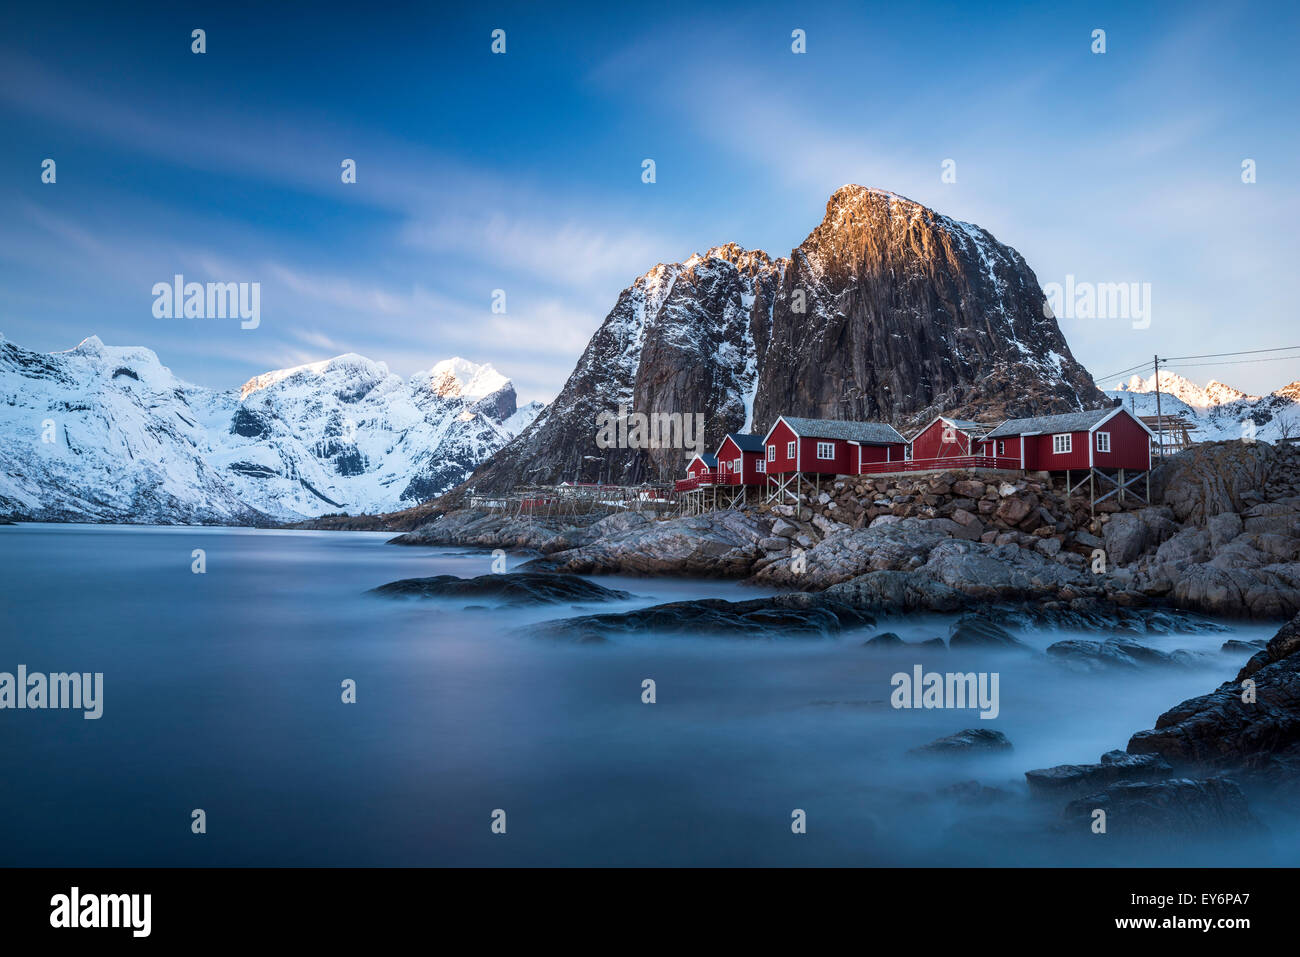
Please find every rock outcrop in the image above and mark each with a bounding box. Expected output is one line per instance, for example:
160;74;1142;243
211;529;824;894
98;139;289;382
369;572;632;605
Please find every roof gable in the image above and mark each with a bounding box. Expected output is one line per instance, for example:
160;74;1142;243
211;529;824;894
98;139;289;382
779;416;908;445
985;407;1115;439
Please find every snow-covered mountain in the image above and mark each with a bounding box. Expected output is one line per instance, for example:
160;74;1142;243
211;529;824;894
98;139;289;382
0;335;541;523
1107;371;1300;443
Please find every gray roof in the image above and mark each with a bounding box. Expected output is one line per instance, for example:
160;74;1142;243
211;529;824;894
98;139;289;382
778;416;908;445
940;417;988;432
722;432;765;453
985;408;1114;439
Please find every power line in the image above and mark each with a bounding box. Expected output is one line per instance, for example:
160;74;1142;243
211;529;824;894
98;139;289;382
1164;345;1300;362
1093;345;1300;383
1092;361;1151;382
1163;352;1300;371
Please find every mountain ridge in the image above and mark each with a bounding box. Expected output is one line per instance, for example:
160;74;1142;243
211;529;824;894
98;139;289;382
0;335;541;523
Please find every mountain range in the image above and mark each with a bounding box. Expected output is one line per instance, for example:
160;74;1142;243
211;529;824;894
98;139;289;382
0;335;540;523
1106;371;1300;443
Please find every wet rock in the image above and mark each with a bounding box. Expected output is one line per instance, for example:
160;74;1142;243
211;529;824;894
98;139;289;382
525;594;876;642
370;571;632;605
1025;750;1173;798
1128;612;1300;775
938;780;1011;805
1061;778;1263;837
948;614;1029;651
911;728;1013;755
539;510;772;578
1221;639;1268;654
863;631;904;648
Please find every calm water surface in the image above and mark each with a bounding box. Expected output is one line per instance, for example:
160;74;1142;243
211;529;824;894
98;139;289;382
0;523;1286;866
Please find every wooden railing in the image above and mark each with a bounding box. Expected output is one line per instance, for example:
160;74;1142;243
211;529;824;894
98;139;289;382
674;471;718;491
859;455;1020;474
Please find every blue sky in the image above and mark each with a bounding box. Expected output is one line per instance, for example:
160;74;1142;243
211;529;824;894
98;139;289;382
2;0;1298;403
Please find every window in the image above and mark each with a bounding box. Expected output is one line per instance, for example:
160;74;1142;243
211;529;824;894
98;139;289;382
816;441;835;460
767;445;775;461
1052;433;1072;454
756;459;765;473
998;440;1006;456
787;441;797;459
904;446;912;461
1096;431;1111;453
734;457;742;472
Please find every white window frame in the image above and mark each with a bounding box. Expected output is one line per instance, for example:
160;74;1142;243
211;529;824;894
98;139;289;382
733;457;742;472
816;441;835;460
756;459;765;473
904;445;912;461
1095;431;1111;453
787;440;797;459
767;445;775;461
1052;433;1072;454
998;440;1006;456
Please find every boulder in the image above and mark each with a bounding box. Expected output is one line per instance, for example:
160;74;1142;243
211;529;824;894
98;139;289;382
1025;750;1173;798
910;728;1013;755
1060;778;1262;837
369;571;632;605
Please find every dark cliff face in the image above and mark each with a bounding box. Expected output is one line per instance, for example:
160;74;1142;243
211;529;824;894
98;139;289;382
457;186;1105;496
754;186;1103;429
465;247;783;493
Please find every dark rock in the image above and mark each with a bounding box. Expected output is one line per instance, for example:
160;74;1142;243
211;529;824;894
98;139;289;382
948;615;1029;651
1221;639;1268;654
1061;778;1263;837
1025;750;1173;798
937;780;1011;805
1128;612;1300;776
911;728;1013;755
370;571;632;605
525;594;875;642
863;631;904;648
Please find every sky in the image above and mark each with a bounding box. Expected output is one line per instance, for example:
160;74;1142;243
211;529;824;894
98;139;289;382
2;0;1298;404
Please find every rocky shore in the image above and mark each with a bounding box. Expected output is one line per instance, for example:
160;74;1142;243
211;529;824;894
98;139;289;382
393;440;1300;619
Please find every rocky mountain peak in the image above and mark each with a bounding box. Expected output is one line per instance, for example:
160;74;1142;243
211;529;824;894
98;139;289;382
455;186;1106;496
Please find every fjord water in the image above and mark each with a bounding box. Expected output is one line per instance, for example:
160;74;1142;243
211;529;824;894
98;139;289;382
0;524;1285;866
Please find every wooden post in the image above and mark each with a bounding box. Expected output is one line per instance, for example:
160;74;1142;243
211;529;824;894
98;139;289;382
1153;355;1164;461
1118;468;1126;506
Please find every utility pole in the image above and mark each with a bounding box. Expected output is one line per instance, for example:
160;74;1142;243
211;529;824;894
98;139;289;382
1153;354;1164;461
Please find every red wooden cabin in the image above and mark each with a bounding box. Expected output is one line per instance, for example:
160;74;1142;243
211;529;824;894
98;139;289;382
715;433;766;486
980;407;1153;472
674;453;718;492
909;416;989;460
762;416;909;476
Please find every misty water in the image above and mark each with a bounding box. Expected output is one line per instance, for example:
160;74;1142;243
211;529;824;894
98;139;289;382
0;524;1288;866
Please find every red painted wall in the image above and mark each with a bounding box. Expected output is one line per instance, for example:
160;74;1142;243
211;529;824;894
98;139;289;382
1025;432;1091;470
978;435;1021;461
717;438;766;485
1091;411;1152;470
911;420;972;460
799;436;853;475
764;420;800;473
857;443;907;470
